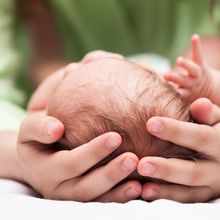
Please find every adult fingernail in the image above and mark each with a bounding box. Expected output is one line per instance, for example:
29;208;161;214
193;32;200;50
144;188;159;200
148;119;163;133
105;135;120;149
142;163;156;175
44;120;60;136
121;158;136;172
126;187;139;199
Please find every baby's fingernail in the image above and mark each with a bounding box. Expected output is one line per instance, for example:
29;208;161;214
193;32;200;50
121;158;136;172
126;187;139;199
142;163;156;175
147;119;163;133
105;135;120;149
45;120;60;136
144;188;159;200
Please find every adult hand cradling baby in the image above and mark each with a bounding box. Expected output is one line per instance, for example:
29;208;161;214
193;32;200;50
17;51;142;203
140;98;220;202
17;51;220;203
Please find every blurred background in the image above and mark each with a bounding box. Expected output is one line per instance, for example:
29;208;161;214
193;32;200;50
0;0;219;107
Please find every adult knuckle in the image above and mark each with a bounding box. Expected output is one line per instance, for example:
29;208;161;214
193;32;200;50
154;159;172;181
165;185;176;200
74;187;92;202
158;166;172;181
187;163;200;186
63;162;83;178
193;187;213;203
105;170;122;184
57;151;82;177
195;125;211;152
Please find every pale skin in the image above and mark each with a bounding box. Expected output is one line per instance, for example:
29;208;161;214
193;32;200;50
164;35;220;106
2;51;220;202
0;51;142;203
138;98;220;202
13;4;142;202
138;35;220;202
11;0;220;202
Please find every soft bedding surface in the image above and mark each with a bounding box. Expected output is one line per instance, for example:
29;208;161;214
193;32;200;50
0;179;220;220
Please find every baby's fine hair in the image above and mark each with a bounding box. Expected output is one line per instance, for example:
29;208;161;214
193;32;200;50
48;59;205;169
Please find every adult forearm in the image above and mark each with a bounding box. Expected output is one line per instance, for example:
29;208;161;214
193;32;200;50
0;131;24;182
16;0;66;87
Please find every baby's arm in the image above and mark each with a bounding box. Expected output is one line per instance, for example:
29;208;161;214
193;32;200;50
164;35;220;106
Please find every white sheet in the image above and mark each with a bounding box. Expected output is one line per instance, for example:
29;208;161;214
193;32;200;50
0;179;220;220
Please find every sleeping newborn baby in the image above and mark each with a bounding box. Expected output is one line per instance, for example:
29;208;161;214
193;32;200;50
48;58;204;179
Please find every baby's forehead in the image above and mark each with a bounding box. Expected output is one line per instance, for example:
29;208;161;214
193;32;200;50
50;58;160;116
59;58;153;98
65;58;149;81
60;58;154;96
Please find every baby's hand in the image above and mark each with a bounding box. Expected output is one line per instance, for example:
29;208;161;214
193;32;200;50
164;35;214;103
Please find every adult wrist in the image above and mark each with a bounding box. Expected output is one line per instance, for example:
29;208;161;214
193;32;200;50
0;131;24;182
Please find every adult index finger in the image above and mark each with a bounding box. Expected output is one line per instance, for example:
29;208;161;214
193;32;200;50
146;116;217;154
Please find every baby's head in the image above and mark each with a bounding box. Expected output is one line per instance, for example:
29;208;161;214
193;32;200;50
48;58;203;170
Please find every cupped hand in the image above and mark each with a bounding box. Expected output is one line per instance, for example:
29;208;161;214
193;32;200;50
137;98;220;202
17;112;140;202
17;51;142;202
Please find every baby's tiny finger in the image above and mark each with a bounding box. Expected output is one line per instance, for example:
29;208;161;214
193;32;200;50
164;72;190;88
191;34;205;66
176;88;191;98
176;57;201;77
